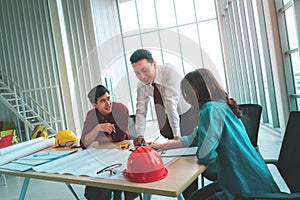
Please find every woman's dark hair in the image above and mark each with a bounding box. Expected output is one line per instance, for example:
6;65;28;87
88;85;110;104
130;49;154;64
181;68;242;118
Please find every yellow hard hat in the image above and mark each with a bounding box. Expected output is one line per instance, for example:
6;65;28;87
54;130;78;147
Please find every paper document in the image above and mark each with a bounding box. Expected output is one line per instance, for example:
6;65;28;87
0;137;45;156
33;148;131;179
0;163;33;172
18;150;77;160
0;138;55;166
33;148;178;180
160;147;197;157
146;134;168;144
0;149;77;171
13;159;50;166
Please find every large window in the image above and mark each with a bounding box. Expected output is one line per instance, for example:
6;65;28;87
218;0;280;128
116;0;225;118
276;0;300;110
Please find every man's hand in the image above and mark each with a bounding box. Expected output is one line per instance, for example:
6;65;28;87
99;123;116;134
133;136;146;146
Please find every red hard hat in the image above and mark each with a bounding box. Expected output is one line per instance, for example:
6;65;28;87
123;146;168;183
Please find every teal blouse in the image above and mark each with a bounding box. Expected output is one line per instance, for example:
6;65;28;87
181;100;280;199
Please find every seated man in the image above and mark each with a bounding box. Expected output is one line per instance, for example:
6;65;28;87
80;85;138;200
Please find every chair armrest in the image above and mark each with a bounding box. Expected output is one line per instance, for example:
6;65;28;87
235;192;300;199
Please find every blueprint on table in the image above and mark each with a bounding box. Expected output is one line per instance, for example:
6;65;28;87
32;148;177;180
0;149;77;172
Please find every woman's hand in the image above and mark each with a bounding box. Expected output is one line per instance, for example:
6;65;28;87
174;135;182;140
149;141;168;151
150;139;185;150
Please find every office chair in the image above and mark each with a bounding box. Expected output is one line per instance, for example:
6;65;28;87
201;104;263;187
238;104;263;151
235;111;300;199
129;115;137;139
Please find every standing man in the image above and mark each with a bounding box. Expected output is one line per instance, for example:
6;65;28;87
130;48;197;144
130;49;198;198
80;84;138;200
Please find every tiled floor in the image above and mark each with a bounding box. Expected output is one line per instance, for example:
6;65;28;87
0;125;286;200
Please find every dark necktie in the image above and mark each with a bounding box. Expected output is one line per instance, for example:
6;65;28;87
152;83;173;139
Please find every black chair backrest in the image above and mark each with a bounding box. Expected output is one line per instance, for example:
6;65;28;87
277;111;300;192
129;115;137;139
239;104;263;150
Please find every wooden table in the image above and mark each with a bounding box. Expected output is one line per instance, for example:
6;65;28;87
0;141;206;200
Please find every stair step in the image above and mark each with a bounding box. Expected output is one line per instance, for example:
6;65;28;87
13;103;31;108
16;108;34;114
19;109;34;113
13;105;30;109
7;98;22;101
26;115;39;120
1;92;15;95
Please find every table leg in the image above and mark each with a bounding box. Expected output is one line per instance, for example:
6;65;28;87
65;182;80;200
19;177;30;200
143;194;151;200
177;193;185;200
143;193;184;200
1;174;7;185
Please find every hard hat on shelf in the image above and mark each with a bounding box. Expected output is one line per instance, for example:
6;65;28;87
123;146;168;183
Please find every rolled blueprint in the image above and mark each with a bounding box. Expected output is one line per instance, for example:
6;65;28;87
0;137;45;156
0;138;54;165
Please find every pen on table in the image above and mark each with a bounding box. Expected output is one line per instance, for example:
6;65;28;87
33;152;50;157
161;149;167;155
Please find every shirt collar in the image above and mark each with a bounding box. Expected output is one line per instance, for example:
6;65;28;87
153;65;163;85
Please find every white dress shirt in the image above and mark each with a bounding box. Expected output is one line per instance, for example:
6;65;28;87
135;63;191;137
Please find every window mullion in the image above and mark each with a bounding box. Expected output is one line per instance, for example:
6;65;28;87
294;0;300;59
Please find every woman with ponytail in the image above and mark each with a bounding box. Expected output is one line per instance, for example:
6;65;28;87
150;68;279;199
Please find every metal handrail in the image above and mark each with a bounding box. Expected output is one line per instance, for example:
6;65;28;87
0;69;62;140
0;70;58;122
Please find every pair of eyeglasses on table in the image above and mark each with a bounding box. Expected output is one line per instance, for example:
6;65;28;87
96;163;122;175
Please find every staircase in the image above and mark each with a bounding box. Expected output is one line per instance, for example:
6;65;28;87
0;71;63;141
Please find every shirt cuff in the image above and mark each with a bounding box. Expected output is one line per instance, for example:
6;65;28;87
180;136;190;147
173;128;181;137
180;127;198;147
